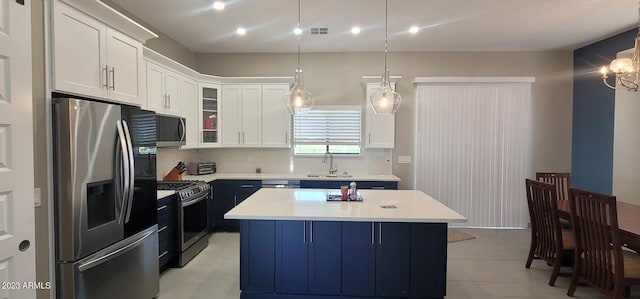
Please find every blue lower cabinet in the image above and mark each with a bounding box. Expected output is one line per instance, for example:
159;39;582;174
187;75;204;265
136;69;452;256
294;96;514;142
241;220;446;299
240;220;275;293
308;221;342;295
376;223;411;297
276;221;308;294
275;221;342;295
341;222;376;296
411;223;447;298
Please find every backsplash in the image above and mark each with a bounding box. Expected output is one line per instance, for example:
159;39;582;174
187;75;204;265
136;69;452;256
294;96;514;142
156;147;393;178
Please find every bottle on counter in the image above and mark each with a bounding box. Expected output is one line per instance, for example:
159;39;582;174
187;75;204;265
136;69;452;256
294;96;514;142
349;181;357;200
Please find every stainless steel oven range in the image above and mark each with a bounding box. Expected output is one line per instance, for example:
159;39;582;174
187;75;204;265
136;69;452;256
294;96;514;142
157;180;210;267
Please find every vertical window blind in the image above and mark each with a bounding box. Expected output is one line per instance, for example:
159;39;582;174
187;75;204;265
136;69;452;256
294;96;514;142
293;106;361;146
415;79;533;228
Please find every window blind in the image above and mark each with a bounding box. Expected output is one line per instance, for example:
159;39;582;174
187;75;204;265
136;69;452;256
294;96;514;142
293;106;361;145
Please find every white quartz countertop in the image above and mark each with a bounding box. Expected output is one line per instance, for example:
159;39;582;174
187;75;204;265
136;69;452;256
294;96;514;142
181;173;401;182
157;190;175;200
225;188;467;223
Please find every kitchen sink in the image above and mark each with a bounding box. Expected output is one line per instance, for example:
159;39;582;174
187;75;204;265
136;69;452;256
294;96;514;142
307;174;353;178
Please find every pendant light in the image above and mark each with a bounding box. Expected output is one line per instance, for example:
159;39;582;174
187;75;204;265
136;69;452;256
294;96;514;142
284;0;313;114
369;0;401;114
600;1;640;91
369;0;402;114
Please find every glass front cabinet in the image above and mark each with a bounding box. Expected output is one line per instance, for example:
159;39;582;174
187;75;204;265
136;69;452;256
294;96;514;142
198;82;222;147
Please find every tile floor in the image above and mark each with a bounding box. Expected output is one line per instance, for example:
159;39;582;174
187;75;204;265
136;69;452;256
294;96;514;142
158;228;637;299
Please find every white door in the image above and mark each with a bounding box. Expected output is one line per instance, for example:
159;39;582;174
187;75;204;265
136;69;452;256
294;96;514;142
164;69;181;116
52;2;105;99
221;85;242;147
180;77;198;149
105;28;142;106
0;0;36;298
241;85;262;147
145;61;165;112
261;84;290;148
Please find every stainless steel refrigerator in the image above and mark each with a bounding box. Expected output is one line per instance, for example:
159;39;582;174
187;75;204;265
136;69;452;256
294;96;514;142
52;96;159;299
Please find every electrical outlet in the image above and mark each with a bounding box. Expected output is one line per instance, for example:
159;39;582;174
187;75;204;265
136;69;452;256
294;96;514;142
398;156;412;164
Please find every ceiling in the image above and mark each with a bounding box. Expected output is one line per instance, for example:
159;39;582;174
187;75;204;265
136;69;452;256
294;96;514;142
109;0;639;53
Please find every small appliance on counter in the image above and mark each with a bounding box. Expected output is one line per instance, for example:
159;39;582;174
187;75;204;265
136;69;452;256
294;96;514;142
188;162;216;175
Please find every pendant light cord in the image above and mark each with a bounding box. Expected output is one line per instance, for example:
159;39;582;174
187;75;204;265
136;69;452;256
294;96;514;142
297;0;301;70
384;0;388;72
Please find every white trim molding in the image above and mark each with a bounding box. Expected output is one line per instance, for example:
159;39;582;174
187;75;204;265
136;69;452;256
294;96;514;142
414;76;536;84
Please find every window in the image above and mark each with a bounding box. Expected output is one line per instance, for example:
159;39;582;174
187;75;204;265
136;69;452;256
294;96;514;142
293;106;361;155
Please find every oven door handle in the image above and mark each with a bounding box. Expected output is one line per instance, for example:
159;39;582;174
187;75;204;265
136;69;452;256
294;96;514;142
181;195;207;208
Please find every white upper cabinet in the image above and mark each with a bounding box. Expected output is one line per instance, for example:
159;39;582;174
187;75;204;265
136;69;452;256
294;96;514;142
365;83;396;148
52;2;153;106
261;84;291;148
221;85;262;147
145;61;180;116
180;77;199;149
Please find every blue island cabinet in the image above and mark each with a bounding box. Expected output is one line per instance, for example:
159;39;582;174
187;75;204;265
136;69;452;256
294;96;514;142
276;221;342;295
239;220;447;299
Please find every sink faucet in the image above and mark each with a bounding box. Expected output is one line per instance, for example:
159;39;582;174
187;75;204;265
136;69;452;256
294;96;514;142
322;151;337;175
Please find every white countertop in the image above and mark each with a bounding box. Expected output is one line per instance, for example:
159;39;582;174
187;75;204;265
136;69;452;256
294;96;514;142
181;173;401;182
225;188;467;223
157;190;175;200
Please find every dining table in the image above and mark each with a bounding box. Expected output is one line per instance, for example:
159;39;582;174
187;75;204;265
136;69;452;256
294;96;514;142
557;200;640;253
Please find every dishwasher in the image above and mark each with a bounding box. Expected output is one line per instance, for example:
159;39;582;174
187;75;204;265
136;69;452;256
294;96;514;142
261;180;300;189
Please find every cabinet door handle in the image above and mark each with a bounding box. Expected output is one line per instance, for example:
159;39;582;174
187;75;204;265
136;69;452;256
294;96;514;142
310;221;313;243
379;222;382;244
158;225;168;233
234;195;237;206
157;205;168;211
371;186;385;190
303;221;306;243
103;65;109;88
238;132;241;143
159;250;169;259
168;94;171;108
368;132;371;144
110;67;115;90
240;185;254;188
285;131;288;144
163;95;167;108
371;222;375;244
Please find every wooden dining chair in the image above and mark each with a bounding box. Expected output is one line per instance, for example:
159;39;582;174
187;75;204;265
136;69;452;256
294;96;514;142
567;188;640;299
525;179;575;286
536;172;571;201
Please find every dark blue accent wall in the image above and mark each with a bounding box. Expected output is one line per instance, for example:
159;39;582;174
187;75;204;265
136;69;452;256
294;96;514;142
572;29;636;194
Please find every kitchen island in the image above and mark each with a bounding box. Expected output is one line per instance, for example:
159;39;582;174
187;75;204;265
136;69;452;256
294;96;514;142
225;188;467;299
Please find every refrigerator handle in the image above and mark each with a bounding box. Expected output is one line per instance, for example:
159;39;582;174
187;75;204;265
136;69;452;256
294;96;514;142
77;229;155;272
121;120;135;223
115;120;130;225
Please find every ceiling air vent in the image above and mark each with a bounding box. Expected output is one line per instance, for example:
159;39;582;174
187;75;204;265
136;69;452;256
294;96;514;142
310;27;328;35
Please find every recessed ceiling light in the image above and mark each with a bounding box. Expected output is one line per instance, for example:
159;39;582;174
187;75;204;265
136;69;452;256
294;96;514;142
351;26;361;35
409;26;419;34
212;1;225;11
236;27;247;35
294;27;302;35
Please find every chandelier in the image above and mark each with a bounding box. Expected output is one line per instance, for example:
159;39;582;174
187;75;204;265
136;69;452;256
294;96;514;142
284;0;313;114
600;2;640;91
369;0;401;114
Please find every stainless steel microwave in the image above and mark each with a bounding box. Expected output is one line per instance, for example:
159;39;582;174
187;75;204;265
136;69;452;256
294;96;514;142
156;114;186;147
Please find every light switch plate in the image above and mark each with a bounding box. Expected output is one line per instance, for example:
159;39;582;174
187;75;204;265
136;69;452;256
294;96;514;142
398;156;412;164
